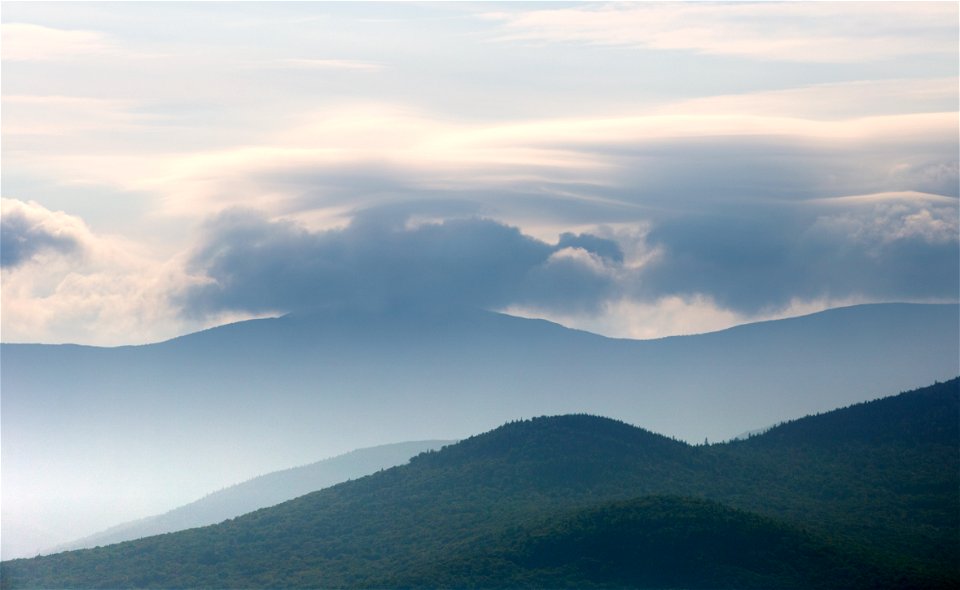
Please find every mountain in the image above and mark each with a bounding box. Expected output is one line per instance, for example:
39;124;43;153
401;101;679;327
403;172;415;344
2;302;957;557
712;378;960;569
3;379;956;589
52;440;451;553
385;496;894;590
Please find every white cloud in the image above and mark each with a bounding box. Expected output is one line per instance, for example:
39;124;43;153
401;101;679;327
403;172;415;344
808;190;957;207
2;3;955;346
1;23;116;61
504;295;745;340
485;3;957;63
23;102;950;223
504;294;891;341
806;192;959;249
0;199;230;345
661;78;960;120
255;58;385;71
2;95;161;137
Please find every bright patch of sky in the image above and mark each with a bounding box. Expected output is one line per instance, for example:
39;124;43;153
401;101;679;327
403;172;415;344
2;1;957;345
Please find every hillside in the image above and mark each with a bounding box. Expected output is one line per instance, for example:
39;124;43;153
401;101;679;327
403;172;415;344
3;303;957;557
710;379;960;567
2;379;956;589
53;440;451;553
384;496;895;590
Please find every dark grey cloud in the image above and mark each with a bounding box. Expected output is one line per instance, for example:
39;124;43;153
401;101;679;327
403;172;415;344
641;198;960;313
179;207;623;317
179;192;958;321
1;200;84;268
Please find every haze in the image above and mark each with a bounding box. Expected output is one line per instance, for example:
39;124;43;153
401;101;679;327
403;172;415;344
1;0;958;565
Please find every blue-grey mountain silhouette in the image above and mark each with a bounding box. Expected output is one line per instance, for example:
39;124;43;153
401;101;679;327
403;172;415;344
1;302;957;557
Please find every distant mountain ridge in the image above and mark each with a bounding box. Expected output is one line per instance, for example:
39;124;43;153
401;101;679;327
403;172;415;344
2;379;956;589
2;302;958;558
51;440;451;553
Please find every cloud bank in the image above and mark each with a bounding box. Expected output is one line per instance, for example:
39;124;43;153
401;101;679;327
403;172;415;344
6;190;950;344
2;2;956;344
642;193;959;314
179;208;622;317
179;193;958;323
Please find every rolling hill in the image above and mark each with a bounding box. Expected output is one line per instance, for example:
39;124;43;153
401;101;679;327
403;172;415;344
2;379;956;589
2;303;957;557
384;496;895;590
51;440;451;553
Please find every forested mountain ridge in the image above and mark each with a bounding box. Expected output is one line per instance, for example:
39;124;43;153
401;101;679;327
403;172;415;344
736;377;959;447
709;378;959;569
384;496;900;590
4;303;957;557
2;379;957;589
52;440;452;553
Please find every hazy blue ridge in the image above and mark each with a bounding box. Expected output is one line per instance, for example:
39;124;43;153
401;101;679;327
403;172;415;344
1;378;956;589
50;440;453;553
3;302;957;558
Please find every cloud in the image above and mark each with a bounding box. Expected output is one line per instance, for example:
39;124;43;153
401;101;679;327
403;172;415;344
1;23;116;61
505;295;761;341
5;190;955;345
2;95;160;138
178;189;958;327
1;198;87;268
178;207;623;318
254;58;385;71
485;3;957;63
4;82;954;227
661;78;960;121
641;193;959;314
0;199;230;345
557;232;623;264
60;104;948;231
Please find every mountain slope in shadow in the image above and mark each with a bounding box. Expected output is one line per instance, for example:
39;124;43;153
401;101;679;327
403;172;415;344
3;379;956;589
3;303;957;557
386;496;896;590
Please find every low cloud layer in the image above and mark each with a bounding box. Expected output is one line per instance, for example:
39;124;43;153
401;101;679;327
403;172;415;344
179;207;623;317
179;193;958;322
642;194;959;314
4;192;955;344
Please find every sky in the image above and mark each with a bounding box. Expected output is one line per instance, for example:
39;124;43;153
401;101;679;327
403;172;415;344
2;1;958;345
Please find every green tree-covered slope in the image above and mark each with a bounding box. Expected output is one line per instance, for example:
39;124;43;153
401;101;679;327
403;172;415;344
2;379;957;589
53;440;452;553
384;496;903;590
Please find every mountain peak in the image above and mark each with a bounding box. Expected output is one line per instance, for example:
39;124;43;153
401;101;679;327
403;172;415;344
407;414;695;494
